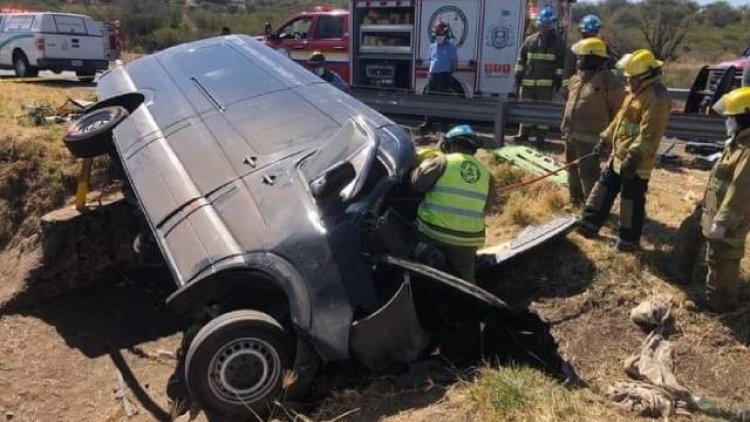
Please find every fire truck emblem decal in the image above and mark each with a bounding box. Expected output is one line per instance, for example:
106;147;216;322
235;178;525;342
485;10;514;50
430;6;469;47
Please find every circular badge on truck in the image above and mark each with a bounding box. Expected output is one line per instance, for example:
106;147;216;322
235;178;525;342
430;6;469;47
460;161;481;184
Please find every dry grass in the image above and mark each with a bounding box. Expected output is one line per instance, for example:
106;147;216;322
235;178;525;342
0;80;101;246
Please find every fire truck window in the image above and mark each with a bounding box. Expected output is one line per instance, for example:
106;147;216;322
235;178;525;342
279;18;312;40
314;16;343;40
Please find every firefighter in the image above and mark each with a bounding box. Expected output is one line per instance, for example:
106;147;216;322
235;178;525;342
411;125;495;283
561;37;625;206
419;21;458;135
308;51;349;92
220;26;231;35
577;49;671;252
579;14;602;38
698;86;750;312
513;6;566;146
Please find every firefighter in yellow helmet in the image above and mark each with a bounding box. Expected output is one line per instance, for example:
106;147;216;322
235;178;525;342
561;37;625;206
697;87;750;312
577;49;671;252
410;125;496;283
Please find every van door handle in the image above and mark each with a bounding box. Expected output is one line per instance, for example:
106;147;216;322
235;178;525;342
333;46;345;50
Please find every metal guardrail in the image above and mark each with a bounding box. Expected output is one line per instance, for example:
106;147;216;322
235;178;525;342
353;89;724;144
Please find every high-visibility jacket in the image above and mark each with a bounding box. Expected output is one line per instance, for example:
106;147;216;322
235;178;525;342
701;128;750;253
417;153;490;247
515;31;566;89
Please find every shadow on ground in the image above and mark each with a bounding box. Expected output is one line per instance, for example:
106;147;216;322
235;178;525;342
0;75;95;89
0;265;183;421
480;238;596;309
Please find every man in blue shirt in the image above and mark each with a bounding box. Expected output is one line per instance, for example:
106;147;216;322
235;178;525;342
308;51;349;92
419;21;458;134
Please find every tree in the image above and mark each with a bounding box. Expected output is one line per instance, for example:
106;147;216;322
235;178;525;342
637;0;698;61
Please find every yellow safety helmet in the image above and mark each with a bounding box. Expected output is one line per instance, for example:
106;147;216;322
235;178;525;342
713;87;750;116
571;37;608;58
615;49;663;77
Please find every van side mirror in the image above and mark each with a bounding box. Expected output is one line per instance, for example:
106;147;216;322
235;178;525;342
309;162;356;209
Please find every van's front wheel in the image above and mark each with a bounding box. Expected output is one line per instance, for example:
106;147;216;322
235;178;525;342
185;310;293;420
13;52;38;78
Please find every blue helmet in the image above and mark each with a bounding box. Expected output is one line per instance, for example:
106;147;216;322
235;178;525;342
442;124;482;151
537;6;557;26
579;14;602;36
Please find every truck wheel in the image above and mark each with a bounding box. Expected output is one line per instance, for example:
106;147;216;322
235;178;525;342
13;52;38;77
76;70;96;82
185;310;292;420
63;106;129;158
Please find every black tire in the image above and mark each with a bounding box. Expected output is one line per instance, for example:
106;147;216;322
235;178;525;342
13;52;38;77
63;106;129;158
185;310;292;420
76;70;96;83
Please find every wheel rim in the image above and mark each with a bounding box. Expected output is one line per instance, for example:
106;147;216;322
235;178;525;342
68;110;115;136
207;337;281;405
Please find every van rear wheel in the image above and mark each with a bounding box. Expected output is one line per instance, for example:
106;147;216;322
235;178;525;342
13;52;38;78
63;106;129;158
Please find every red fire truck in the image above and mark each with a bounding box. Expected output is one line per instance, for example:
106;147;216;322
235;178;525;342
260;1;572;97
261;6;350;83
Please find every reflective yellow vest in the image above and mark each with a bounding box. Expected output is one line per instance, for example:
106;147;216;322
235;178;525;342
417;153;490;247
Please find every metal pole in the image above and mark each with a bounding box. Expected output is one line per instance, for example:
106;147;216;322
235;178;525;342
493;98;507;148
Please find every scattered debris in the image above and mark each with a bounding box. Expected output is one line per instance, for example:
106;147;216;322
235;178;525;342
17;98;90;126
629;299;674;333
494;146;568;186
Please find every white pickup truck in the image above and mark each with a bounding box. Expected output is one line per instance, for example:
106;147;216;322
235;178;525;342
0;12;110;80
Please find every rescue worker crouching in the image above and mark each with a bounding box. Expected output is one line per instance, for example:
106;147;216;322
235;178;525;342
577;49;671;252
308;51;349;92
411;125;496;283
513;6;566;146
561;37;625;206
699;86;750;312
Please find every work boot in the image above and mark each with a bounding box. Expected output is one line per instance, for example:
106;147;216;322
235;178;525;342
705;258;741;313
614;238;640;253
576;219;600;238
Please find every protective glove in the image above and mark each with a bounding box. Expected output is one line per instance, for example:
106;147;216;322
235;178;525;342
705;223;727;240
593;138;608;159
619;154;638;179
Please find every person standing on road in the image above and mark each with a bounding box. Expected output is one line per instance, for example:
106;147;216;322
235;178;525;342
561;37;625;206
513;6;566;146
411;125;495;283
419;21;458;135
577;49;671;252
697;87;750;312
308;51;349;92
